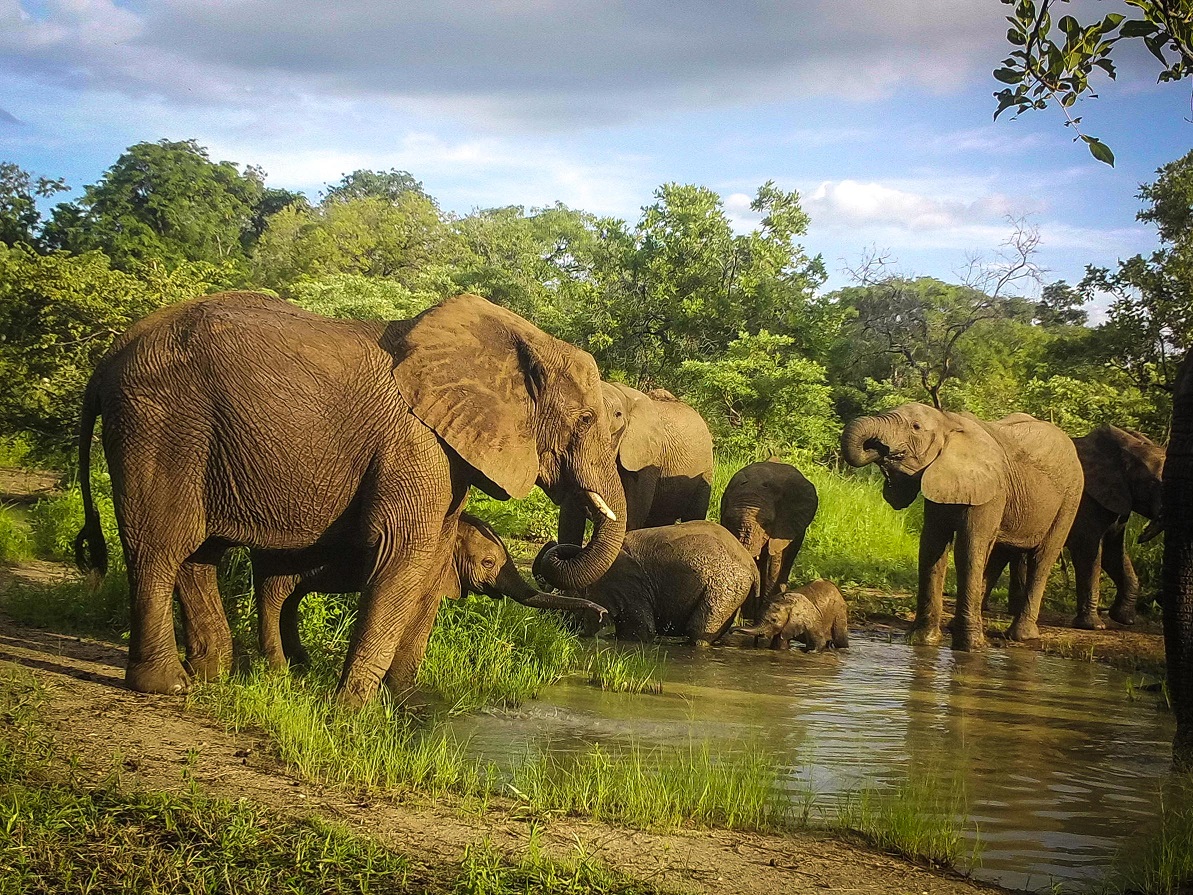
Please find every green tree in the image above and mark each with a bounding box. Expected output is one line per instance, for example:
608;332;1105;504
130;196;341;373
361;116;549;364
680;330;838;459
994;0;1192;163
0;246;221;458
322;168;427;205
44;139;269;280
0;163;68;249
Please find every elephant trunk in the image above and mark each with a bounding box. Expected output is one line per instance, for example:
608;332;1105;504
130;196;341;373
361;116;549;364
732;622;771;638
536;446;627;592
491;557;608;619
841;415;896;467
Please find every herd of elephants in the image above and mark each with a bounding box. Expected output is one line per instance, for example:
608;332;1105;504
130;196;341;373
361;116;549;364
71;290;1166;706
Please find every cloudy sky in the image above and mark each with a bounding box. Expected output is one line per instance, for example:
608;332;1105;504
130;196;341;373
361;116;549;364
2;0;1190;293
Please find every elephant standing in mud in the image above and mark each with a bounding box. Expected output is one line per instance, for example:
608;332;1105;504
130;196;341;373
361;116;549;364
842;404;1083;650
255;513;605;670
535;521;759;645
985;425;1164;630
719;458;818;619
75;291;626;705
734;580;849;651
555;384;713;545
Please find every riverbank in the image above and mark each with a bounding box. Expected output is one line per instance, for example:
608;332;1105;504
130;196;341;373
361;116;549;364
0;616;1002;895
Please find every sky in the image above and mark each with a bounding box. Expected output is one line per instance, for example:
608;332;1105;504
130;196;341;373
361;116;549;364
1;0;1191;297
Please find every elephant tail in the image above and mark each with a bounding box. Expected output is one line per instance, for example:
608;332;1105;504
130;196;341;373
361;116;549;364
73;375;108;589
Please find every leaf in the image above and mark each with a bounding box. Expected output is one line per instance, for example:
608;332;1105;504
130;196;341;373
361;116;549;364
1120;19;1159;38
994;67;1023;84
1083;136;1115;166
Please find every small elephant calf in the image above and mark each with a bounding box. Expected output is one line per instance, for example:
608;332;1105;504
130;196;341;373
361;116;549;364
734;579;849;651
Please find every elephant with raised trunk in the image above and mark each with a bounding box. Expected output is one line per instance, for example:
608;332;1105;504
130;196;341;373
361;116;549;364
734;579;849;651
74;291;626;706
535;521;759;645
842;403;1083;650
719;458;818;619
556;384;713;545
255;513;605;670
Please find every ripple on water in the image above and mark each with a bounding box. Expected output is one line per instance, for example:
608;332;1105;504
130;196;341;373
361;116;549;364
449;634;1175;889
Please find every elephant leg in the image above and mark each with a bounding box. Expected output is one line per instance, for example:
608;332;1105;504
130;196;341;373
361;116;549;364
176;561;232;681
615;602;657;643
1006;552;1029;619
951;518;994;651
909;506;955;645
776;535;801;595
680;478;712;523
279;588;312;669
754;543;785;616
831;614;850;649
623;468;659;531
1105;524;1141;626
982;546;1011;615
1068;525;1106;630
1008;522;1070;643
124;545;195;695
257;570;303;670
380;545;458;701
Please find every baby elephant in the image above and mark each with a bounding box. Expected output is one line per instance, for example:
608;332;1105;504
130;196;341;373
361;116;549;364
734;580;849;651
535;520;760;645
255;513;604;670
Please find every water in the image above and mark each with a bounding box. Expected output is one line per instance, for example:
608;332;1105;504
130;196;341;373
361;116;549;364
449;634;1177;890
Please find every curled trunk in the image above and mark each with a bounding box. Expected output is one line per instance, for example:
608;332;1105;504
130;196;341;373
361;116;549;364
536;464;627;593
841;415;893;467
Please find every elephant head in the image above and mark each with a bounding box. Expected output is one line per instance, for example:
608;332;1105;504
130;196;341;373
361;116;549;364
841;403;1004;509
602;381;664;472
732;587;815;645
1079;426;1166;541
453;514;606;618
389;294;627;591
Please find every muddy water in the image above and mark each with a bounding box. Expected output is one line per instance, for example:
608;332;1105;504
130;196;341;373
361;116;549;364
451;635;1176;890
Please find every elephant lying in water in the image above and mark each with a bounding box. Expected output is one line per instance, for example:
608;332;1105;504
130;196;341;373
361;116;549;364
842;404;1083;650
734;580;849;651
535;521;759;645
254;514;606;669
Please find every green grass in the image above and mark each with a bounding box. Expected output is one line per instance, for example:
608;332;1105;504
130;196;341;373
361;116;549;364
1113;781;1193;895
584;644;665;694
0;505;32;563
834;774;975;869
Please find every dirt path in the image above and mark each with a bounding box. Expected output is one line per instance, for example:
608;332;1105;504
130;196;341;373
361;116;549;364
0;616;1003;895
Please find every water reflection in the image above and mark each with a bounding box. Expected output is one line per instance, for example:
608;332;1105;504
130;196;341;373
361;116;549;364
449;635;1175;890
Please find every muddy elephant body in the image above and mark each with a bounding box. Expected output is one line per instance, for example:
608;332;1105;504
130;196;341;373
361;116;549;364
719;458;818;618
842;404;1083;650
254;513;605;669
556;384;713;544
541;521;759;644
75;292;626;705
735;579;849;651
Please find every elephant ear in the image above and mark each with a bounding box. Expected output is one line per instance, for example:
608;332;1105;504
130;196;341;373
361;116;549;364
391;294;541;500
1075;431;1132;516
920;414;1002;506
614;384;663;472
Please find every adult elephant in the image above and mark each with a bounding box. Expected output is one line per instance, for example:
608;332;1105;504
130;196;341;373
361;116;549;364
255;514;605;670
74;291;626;706
535;521;759;644
842;404;1083;650
556;383;713;545
719;458;818;619
1163;352;1193;769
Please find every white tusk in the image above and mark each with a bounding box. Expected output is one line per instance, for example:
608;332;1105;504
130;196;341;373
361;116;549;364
585;490;617;522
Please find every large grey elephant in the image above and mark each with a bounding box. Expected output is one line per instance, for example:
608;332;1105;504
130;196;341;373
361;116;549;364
255;513;605;670
985;425;1164;630
74;291;626;706
535;521;759;644
556;383;713;545
842;404;1083;650
719;458;818;618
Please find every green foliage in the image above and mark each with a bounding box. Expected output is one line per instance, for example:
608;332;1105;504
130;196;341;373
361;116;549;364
45;139;269;278
0;246;220;459
287;273;438;320
994;0;1192;163
0;162;67;250
681;331;838;458
0;506;31;563
454;835;665;895
1113;779;1193;895
835;774;973;868
584;644;665;694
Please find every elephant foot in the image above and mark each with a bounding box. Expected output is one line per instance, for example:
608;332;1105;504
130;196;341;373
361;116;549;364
1071;613;1105;631
1109;604;1137;626
950;628;987;651
1006;618;1041;642
126;659;190;695
183;650;232;682
907;621;943;646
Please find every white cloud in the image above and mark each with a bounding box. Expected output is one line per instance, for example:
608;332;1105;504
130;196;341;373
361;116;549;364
803;179;1020;231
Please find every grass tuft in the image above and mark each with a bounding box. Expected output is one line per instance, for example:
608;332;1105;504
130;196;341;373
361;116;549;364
584;645;665;694
834;774;973;868
1114;780;1193;895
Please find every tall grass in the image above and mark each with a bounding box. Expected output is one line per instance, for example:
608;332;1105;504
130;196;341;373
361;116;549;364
1114;781;1193;895
0;505;32;564
834;774;973;869
584;645;665;694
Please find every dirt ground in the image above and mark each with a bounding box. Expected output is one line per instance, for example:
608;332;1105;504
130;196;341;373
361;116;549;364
0;615;1010;895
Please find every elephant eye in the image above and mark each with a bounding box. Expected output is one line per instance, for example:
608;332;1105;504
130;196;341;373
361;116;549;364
576;410;595;432
912;423;921;430
481;557;496;570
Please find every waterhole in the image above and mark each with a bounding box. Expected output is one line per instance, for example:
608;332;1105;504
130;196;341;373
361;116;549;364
450;635;1176;890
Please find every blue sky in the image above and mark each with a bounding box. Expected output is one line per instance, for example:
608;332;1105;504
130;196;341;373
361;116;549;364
1;0;1190;296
